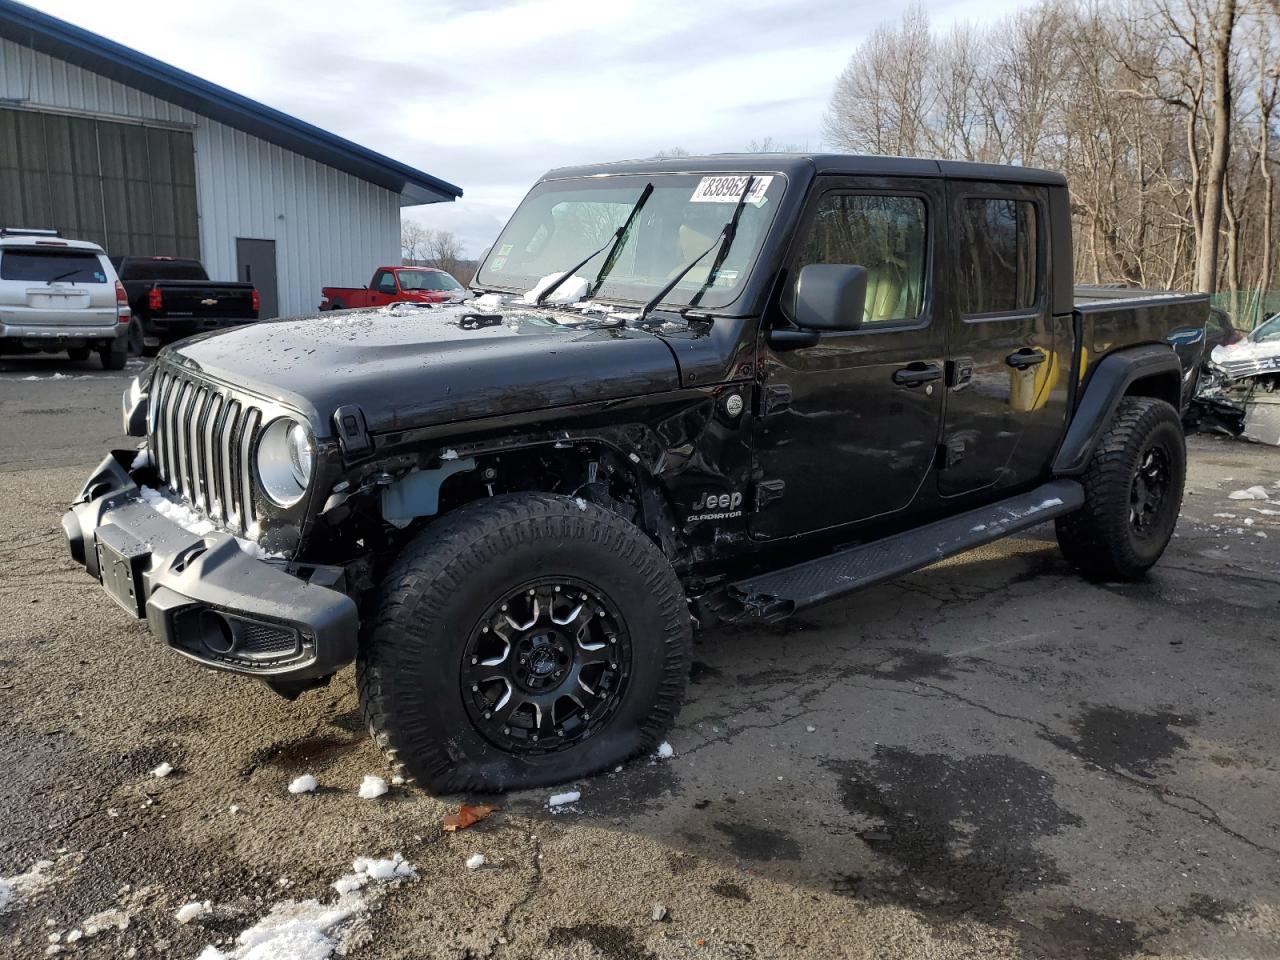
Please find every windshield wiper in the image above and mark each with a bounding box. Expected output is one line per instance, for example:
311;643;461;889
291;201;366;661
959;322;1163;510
535;182;655;306
46;269;81;284
637;175;756;323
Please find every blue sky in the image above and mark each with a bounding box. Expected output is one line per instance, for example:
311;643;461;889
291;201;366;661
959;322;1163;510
30;0;1031;257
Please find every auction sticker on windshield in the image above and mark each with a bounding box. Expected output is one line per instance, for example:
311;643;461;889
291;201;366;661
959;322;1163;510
691;175;772;205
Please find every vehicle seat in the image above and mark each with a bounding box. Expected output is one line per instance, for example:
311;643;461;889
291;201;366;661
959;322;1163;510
864;261;905;321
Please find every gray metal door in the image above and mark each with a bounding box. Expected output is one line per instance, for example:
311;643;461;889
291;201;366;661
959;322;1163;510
235;238;278;319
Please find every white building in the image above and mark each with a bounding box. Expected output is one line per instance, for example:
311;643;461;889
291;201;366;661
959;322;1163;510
0;0;460;317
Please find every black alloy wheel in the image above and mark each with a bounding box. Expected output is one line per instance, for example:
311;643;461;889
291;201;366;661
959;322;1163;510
461;578;631;754
1130;444;1171;535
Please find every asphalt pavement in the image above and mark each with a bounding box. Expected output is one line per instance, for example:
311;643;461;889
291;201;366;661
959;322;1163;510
1;354;1277;960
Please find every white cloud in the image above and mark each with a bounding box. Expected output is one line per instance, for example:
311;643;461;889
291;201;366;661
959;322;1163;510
28;0;1032;257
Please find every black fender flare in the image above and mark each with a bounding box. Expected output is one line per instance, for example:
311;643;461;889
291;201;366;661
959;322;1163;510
1052;344;1183;476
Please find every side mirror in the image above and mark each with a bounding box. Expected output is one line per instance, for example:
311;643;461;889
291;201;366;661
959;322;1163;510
790;264;867;332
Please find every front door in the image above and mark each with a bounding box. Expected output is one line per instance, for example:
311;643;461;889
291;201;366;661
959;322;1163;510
235;238;278;319
937;183;1069;497
750;178;946;540
369;268;400;306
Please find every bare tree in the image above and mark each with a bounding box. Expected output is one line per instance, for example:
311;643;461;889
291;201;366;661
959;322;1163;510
745;137;808;152
424;229;465;281
400;220;429;263
822;0;1280;308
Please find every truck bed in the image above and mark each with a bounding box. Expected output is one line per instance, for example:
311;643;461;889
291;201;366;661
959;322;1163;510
1073;285;1210;410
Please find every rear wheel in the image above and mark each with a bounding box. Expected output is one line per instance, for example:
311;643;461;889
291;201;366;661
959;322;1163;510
358;493;691;794
1056;396;1185;580
127;322;144;356
99;342;127;370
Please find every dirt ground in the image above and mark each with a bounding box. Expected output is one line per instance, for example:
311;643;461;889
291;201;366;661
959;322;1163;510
1;355;1278;960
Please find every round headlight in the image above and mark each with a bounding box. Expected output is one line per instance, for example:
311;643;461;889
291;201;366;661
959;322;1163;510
257;418;314;507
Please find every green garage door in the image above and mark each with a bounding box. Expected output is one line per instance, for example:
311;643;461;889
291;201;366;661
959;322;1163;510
0;107;199;259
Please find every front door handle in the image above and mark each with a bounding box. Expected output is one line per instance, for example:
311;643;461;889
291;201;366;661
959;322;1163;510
1006;348;1047;370
892;362;943;387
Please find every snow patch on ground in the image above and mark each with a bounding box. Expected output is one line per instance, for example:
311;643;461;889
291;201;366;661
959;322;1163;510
0;860;54;913
196;855;414;960
176;900;210;923
1228;485;1271;500
130;448;152;471
655;742;674;759
521;273;589;305
465;853;486;870
548;791;581;808
288;774;318;795
357;776;388;800
151;761;174;778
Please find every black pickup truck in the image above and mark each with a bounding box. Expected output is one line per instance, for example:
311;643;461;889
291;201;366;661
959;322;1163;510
112;256;258;355
66;155;1208;793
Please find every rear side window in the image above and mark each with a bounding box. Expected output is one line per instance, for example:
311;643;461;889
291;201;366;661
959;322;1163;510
795;194;928;323
0;249;107;283
957;198;1038;315
118;258;207;281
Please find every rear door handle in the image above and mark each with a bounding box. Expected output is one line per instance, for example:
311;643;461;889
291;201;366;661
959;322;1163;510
1006;348;1047;370
892;362;943;387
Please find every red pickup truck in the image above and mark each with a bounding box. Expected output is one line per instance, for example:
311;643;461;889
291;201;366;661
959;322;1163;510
319;266;466;311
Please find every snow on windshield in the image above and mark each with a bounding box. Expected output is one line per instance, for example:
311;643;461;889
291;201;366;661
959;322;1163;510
521;273;589;305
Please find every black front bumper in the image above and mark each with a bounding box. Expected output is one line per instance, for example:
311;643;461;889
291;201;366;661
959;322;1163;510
63;450;358;681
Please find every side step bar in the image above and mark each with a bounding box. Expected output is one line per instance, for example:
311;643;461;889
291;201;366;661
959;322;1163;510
727;479;1084;622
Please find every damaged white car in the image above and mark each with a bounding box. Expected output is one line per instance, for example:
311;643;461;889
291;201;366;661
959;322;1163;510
1196;312;1280;445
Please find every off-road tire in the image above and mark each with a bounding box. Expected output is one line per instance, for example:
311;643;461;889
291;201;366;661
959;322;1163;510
66;347;90;362
99;343;127;370
358;493;691;794
1056;396;1185;580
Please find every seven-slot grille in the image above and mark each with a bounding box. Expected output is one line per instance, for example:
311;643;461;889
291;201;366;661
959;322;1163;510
148;367;262;535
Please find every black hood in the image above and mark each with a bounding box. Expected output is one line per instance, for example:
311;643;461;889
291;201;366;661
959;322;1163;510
165;302;683;436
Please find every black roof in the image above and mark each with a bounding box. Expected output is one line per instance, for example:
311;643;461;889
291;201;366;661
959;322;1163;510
543;153;1067;187
0;0;461;205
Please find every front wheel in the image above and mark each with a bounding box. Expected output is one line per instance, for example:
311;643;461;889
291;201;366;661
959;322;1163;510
1056;396;1186;580
358;493;691;793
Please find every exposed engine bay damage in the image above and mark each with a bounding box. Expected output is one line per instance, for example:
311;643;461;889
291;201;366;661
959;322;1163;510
1193;339;1280;446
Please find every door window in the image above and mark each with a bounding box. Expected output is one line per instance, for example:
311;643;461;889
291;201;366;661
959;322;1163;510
957;198;1039;315
373;271;397;294
794;195;928;323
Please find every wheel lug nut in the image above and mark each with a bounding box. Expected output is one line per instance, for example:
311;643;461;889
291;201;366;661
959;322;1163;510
484;711;492;719
471;657;478;665
503;726;511;734
531;734;539;742
471;684;478;691
583;712;591;720
554;586;561;592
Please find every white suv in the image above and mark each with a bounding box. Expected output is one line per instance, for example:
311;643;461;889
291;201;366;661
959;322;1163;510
0;229;131;369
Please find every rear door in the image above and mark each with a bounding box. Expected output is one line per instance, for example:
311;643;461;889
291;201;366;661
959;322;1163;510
750;177;946;540
937;183;1068;497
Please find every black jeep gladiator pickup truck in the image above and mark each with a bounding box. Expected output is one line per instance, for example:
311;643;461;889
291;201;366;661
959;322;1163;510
65;155;1208;793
